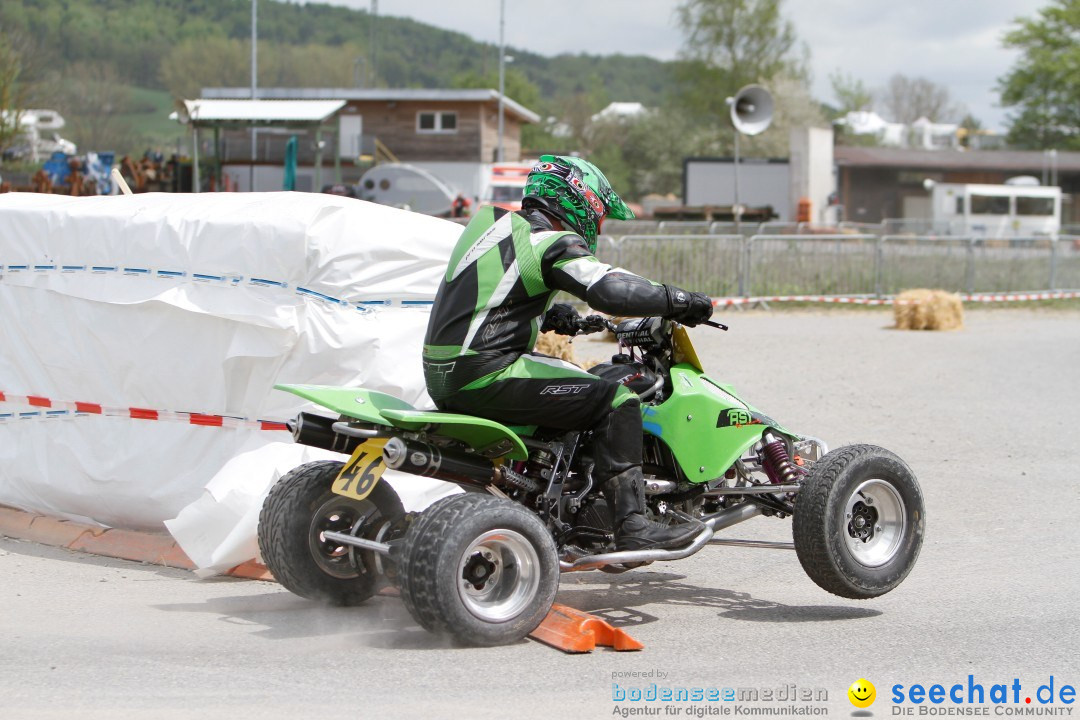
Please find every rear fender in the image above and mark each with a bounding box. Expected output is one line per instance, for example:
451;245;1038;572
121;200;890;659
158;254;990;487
275;384;528;460
275;384;414;426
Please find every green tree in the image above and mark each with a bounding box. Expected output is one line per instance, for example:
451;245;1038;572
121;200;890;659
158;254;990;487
674;0;806;119
998;0;1080;150
451;68;542;112
0;31;29;158
160;37;250;100
879;74;961;124
58;63;137;152
958;113;984;149
829;71;873;115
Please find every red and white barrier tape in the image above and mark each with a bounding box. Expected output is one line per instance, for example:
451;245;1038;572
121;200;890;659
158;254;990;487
712;291;1080;307
959;291;1080;303
0;392;289;431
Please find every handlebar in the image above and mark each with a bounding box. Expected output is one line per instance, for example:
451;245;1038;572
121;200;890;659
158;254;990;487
569;315;727;335
573;314;617;335
552;313;730;338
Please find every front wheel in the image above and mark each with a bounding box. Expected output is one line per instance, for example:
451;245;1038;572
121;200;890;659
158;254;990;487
397;493;559;647
792;444;924;599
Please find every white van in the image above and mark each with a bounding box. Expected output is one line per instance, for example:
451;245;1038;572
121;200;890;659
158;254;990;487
930;183;1061;237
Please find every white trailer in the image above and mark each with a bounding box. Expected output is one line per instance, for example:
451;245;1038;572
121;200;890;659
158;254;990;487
930;182;1061;237
2;109;77;161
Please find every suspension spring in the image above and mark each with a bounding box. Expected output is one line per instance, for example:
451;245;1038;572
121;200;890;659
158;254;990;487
761;434;800;485
496;466;542;493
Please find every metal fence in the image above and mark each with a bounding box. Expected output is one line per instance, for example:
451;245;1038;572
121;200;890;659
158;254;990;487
597;235;744;297
596;232;1080;298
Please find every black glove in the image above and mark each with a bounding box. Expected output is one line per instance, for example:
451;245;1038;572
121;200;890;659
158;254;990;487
541;303;581;336
664;284;714;327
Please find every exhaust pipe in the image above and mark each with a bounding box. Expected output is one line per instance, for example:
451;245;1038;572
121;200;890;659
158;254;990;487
290;412;372;455
382;437;495;486
558;503;764;572
560;524;715;572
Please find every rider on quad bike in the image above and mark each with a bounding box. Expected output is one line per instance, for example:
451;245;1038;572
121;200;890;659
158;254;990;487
422;154;715;552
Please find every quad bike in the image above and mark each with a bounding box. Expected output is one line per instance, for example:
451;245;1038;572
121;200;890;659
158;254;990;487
257;316;925;646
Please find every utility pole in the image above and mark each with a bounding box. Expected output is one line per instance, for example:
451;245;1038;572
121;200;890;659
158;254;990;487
497;0;505;163
369;0;378;87
250;0;258;192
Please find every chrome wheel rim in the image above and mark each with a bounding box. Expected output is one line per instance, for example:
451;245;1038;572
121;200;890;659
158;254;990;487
843;478;907;567
457;529;540;623
308;497;376;579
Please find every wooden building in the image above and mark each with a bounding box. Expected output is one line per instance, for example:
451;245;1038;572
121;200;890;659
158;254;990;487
199;87;539;193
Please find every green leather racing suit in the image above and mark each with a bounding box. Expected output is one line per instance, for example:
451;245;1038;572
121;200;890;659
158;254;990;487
422;205;700;493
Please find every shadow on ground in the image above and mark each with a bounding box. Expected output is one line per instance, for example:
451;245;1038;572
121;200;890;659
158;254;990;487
556;571;881;627
7;537;878;649
151;569;878;650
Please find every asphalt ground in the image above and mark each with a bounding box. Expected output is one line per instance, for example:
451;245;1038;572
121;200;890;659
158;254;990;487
2;307;1078;719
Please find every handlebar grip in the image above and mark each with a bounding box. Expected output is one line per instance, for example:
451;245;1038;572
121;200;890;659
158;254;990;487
576;315;615;334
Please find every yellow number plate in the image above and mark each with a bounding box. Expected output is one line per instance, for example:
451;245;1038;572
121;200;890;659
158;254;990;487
332;438;389;501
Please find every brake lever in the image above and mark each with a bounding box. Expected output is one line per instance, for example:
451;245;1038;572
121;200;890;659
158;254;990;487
702;320;729;331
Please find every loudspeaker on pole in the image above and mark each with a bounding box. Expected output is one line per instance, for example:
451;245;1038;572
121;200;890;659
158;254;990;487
728;85;774;136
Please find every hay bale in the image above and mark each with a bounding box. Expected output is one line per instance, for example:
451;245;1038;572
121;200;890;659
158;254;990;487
894;289;964;331
534;331;576;362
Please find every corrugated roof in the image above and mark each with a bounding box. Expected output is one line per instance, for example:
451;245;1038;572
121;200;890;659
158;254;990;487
835;146;1080;172
202;87;541;124
181;99;346;125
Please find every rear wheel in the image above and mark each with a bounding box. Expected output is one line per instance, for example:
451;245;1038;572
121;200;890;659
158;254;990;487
258;460;404;605
793;444;924;599
398;494;559;646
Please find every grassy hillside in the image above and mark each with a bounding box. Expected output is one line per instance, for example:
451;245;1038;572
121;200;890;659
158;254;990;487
119;87;183;147
2;0;676;154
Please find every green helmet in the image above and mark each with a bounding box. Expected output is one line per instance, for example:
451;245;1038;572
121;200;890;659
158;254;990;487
522;154;634;251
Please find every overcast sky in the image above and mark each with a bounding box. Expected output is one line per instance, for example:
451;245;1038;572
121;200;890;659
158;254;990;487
317;0;1036;131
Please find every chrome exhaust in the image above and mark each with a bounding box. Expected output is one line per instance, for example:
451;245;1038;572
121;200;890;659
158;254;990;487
701;502;763;531
557;502;764;572
708;538;794;550
560;524;715;572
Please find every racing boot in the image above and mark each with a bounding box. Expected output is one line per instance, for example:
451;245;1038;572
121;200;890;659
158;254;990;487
602;468;701;552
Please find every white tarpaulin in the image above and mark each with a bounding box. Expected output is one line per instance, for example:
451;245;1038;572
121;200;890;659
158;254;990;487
0;191;461;575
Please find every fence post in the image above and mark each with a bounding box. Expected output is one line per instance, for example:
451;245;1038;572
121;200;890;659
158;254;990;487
874;236;884;299
964;237;976;294
740;236;751;297
1049;238;1058;291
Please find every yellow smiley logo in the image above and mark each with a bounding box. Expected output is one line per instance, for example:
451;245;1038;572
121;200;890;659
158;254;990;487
848;679;876;708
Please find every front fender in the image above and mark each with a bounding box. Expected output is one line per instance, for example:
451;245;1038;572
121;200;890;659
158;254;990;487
643;364;798;483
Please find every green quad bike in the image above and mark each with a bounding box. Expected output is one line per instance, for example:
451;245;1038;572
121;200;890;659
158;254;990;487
258;316;925;647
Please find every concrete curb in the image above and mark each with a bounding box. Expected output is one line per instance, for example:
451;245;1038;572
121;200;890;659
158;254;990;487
0;505;273;580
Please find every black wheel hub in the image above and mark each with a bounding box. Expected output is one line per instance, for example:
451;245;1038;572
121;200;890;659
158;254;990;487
309;499;378;579
316;509;359;559
848;501;879;543
462;552;497;591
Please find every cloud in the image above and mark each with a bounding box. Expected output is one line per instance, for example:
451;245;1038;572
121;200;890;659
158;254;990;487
314;0;1037;130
